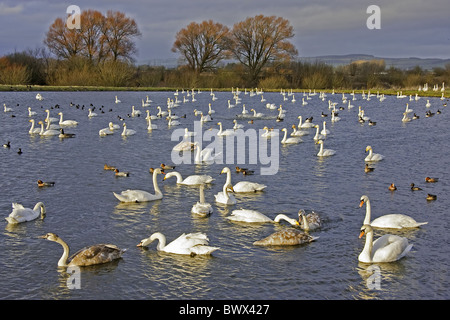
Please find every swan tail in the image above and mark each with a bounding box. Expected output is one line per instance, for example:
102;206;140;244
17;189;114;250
5;217;18;224
113;192;133;202
190;246;219;256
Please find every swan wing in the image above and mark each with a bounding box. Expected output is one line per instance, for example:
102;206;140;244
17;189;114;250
253;228;317;246
182;175;214;185
113;190;161;203
214;192;236;205
227;209;271;223
233;181;267;192
69;244;125;266
371;214;428;229
372;235;412;262
6;204;38;223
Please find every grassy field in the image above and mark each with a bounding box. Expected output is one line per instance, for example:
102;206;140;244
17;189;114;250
0;84;448;98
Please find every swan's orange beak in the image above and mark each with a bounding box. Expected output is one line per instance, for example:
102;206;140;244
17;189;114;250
359;230;365;239
359;200;364;207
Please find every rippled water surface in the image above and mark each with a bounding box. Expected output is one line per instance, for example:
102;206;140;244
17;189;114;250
0;89;448;300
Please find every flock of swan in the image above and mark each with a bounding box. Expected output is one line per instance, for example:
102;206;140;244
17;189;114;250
1;86;446;269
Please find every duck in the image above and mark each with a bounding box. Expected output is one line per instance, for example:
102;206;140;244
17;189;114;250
360;195;427;229
426;193;437;201
316;140;336;157
226;209;299;226
410;183;422;191
388;183;397;191
37;180;55;187
220;167;267;193
59;128;75;139
104;164;116;171
281;128;302;144
40;233;125;267
253;228;318;246
3;141;11;148
164;171;214;185
365;164;375;173
358;225;413;263
365;146;384;162
121;123;136;136
137;232;219;256
298;209;322;231
191;184;213;217
114;169;130;177
113;168;164;203
425;177;439;183
17;148;22;155
242;169;254;175
160;163;175;170
412;113;420;120
5;202;46;224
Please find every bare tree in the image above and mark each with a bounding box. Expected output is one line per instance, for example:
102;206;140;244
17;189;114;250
230;15;298;85
44;17;84;60
172;20;231;74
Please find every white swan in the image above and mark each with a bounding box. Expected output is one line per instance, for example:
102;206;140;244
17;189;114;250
358;225;413;263
146;116;157;131
261;126;278;138
250;108;264;118
3;103;12;112
208;103;215;114
360;195;428;229
220;167;267;193
298;116;314;128
28;107;36;117
365;146;384;162
241;104;248;114
226;209;299;226
168;117;180;127
6;202;46;224
298;209;322;231
316;140;335;157
142;99;150;107
191;184;213;217
137;232;219;255
113;168;164;202
35;93;44;101
214;182;236;205
45;119;60;130
45;109;58;123
217;122;235;136
121;123;136;136
40;233;125;267
131;105;141;117
99;126;113;136
157;106;168;117
253;228;318;246
38;121;59;136
88;108;98;117
320;121;330;135
58;112;78;127
193;142;221;164
164;171;214;185
313;125;326;141
281;128;302;144
115;96;121;103
402;112;411;122
233;120;244;129
290;125;308;137
28;119;41;134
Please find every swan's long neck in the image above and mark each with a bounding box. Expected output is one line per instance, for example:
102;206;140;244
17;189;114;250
298;117;302;127
282;130;288;142
153;170;162;195
29;120;35;132
194;144;201;163
55;238;70;267
59;113;64;122
45;111;50;121
319;142;324;154
314;126;319;139
218;123;223;134
360;230;374;262
363;199;371;225
225;169;232;187
222;183;230;200
39;122;45;134
151;233;166;251
172;172;183;183
34;202;46;219
147;117;153;129
301;214;310;231
122;125;127;135
368;148;373;157
274;214;297;225
199;185;206;203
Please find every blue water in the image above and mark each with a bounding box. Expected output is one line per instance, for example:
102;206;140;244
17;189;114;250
0;89;448;300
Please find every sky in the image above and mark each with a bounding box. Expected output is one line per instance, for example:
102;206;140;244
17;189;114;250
0;0;449;65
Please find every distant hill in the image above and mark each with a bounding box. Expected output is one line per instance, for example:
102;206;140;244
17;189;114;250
298;54;450;70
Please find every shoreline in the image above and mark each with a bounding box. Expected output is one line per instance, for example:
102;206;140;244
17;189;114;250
0;84;447;98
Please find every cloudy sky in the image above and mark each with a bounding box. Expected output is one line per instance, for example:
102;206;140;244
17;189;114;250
0;0;449;64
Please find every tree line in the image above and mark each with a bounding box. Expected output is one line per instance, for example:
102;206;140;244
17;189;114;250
0;10;449;91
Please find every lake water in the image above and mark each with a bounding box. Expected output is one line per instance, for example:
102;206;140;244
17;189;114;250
0;89;448;300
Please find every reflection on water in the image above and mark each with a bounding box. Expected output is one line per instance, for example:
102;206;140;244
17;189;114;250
0;90;449;300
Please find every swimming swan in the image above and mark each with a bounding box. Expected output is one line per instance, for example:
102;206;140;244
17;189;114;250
214;182;236;205
220;167;267;192
38;121;59;136
58;112;78;127
358;225;413;263
121;123;136;136
298;209;322;231
226;209;299;226
137;232;219;255
28;119;41;134
316;140;336;157
281;128;302;144
253;228;318;246
365;146;384;162
360;195;427;229
6;202;46;224
39;233;125;267
191;184;213;217
164;171;214;185
113;168;164;202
